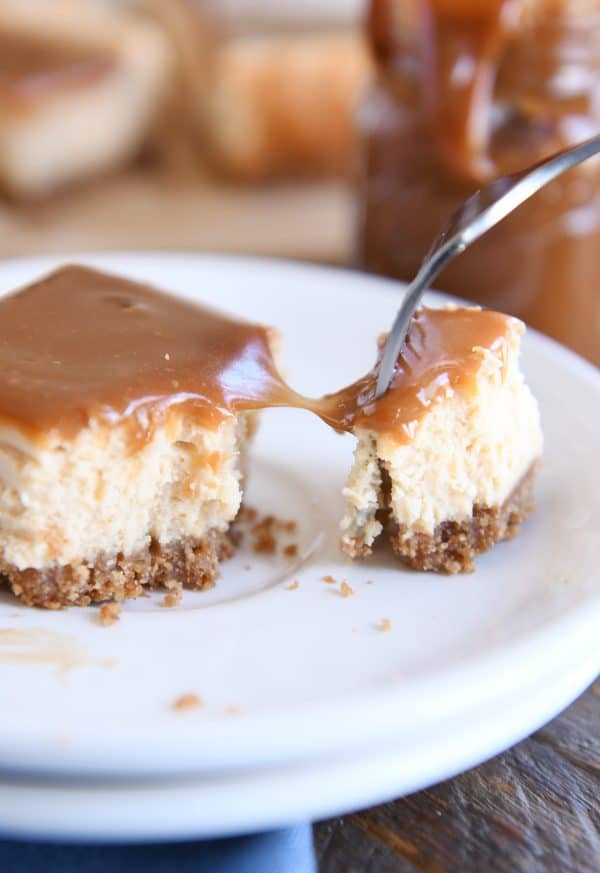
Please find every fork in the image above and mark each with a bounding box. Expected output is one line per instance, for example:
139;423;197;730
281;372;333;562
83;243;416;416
375;133;600;398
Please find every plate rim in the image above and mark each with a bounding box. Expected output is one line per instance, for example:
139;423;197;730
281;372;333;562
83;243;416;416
0;648;595;842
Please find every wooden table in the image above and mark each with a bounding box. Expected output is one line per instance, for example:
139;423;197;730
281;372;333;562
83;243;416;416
0;172;354;266
315;681;599;873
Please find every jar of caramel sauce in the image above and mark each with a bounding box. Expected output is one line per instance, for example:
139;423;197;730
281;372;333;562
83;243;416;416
358;0;600;364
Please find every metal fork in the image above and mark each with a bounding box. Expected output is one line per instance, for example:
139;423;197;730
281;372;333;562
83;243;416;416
375;133;600;398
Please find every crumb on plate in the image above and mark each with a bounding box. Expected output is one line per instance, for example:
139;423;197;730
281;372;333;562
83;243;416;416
237;505;258;523
162;580;183;608
98;602;121;626
173;693;203;712
236;505;299;555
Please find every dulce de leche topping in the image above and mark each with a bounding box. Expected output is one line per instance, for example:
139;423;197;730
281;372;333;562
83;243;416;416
347;307;520;441
0;265;295;443
316;306;520;441
0;266;519;448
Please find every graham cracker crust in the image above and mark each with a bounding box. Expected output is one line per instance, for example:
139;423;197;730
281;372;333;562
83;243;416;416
0;530;234;610
390;463;538;573
344;463;538;574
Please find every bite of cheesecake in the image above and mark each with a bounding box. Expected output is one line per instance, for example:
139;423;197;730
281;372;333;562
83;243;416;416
340;306;543;573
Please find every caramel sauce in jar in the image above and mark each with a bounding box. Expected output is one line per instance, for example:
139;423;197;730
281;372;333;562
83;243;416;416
358;0;600;364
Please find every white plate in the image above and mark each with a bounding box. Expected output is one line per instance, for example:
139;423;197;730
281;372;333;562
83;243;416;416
0;255;598;823
0;643;595;842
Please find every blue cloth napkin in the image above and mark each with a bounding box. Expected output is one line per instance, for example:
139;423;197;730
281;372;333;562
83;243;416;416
0;824;316;873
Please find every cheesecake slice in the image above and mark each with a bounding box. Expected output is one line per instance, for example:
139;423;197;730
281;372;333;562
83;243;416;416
0;265;284;608
0;0;171;197
204;31;371;180
340;306;543;572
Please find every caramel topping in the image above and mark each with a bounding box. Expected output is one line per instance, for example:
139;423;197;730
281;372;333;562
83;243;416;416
0;266;296;443
0;266;517;447
348;307;518;441
0;36;114;107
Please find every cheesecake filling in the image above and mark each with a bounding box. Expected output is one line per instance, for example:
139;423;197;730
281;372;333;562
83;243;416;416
0;413;252;572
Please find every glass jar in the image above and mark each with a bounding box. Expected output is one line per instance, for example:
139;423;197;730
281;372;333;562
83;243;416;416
358;0;600;364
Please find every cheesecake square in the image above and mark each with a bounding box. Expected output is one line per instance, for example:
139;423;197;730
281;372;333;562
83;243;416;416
340;306;543;572
0;265;275;608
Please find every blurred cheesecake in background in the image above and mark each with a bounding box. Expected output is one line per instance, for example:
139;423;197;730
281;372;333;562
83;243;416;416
0;0;172;196
204;31;371;180
0;0;372;195
154;0;372;180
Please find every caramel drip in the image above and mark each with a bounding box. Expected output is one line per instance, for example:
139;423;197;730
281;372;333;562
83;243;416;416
0;266;297;444
0;266;517;447
0;628;115;673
